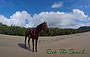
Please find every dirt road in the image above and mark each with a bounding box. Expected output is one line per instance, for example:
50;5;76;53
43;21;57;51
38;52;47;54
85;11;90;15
0;32;90;57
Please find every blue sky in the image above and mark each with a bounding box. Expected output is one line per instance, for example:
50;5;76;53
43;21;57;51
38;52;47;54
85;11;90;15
0;0;90;28
0;0;90;18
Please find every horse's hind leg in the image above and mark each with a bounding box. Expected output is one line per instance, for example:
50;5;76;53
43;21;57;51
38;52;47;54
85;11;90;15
32;38;34;52
28;36;31;47
25;35;27;48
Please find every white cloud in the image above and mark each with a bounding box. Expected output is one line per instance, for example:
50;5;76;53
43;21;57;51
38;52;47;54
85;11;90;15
0;11;34;27
51;1;63;8
33;9;90;29
10;11;33;27
0;15;10;25
0;9;90;29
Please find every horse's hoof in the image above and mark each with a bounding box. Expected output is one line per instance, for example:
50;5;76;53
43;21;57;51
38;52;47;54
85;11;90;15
32;51;34;52
28;46;30;48
32;49;34;52
25;46;27;48
35;50;37;52
25;46;26;48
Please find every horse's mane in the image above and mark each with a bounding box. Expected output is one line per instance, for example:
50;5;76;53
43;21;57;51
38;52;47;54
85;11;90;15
36;23;43;28
27;22;44;31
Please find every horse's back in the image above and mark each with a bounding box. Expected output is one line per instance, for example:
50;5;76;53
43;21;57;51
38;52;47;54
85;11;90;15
25;28;36;36
25;28;32;36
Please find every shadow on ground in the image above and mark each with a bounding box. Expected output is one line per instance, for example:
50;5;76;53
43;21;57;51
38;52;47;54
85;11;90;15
18;43;32;52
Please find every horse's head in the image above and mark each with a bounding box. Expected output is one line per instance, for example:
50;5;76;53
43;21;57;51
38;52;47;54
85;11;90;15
41;21;50;33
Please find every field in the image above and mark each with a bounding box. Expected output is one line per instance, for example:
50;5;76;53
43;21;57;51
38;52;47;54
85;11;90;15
0;32;90;57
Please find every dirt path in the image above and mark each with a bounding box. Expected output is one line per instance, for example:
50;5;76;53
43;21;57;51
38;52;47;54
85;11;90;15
0;32;90;57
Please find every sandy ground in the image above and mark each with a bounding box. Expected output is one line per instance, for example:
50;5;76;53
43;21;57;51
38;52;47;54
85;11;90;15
0;32;90;57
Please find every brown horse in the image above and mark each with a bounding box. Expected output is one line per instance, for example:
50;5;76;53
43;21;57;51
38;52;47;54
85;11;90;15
25;21;50;52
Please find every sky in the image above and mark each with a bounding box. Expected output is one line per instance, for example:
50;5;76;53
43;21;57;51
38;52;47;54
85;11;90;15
0;0;90;29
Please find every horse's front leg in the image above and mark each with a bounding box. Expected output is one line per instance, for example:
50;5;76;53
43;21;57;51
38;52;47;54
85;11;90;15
35;38;38;52
32;38;34;52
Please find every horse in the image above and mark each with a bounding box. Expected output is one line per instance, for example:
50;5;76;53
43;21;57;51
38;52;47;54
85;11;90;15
25;21;50;52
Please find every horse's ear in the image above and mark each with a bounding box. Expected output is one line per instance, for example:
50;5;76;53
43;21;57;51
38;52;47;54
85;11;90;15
43;21;46;23
43;21;47;23
45;22;47;24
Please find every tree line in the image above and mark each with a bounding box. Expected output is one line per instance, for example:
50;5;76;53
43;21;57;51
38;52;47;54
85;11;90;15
0;23;90;36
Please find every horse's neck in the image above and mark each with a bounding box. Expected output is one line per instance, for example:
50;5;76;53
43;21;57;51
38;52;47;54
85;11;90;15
36;26;42;33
